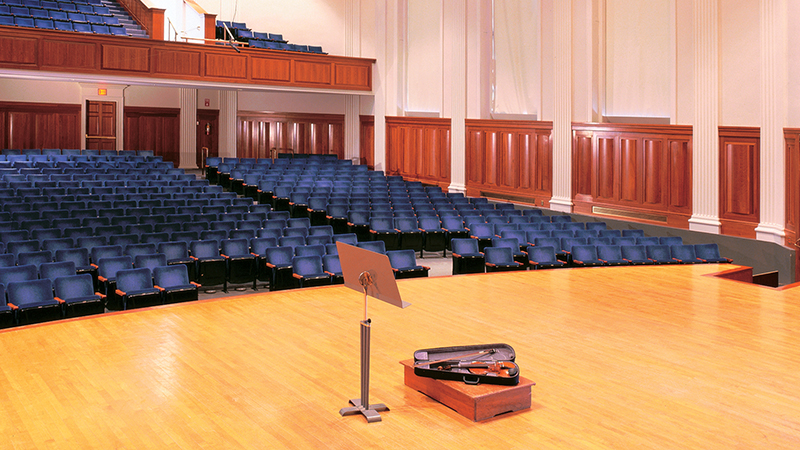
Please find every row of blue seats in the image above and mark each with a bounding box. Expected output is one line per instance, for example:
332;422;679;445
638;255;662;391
0;264;196;327
0;184;215;198
0;192;240;208
1;148;155;156
0;16;127;35
0;160;170;170
0;0;104;7
0;4;112;16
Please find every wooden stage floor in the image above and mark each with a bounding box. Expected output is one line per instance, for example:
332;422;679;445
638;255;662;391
1;264;799;449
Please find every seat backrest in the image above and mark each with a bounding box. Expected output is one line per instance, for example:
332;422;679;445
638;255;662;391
295;244;325;258
279;235;306;249
670;244;697;262
636;237;660;246
134;253;168;273
659;236;683;246
491;237;520;252
468;223;494;238
220;238;249;257
53;273;95;300
527;245;558;263
484;246;514;265
322;254;342;273
96;256;133;279
620;245;647;261
40;260;77;282
308;225;334;236
357;240;386;254
6;279;54;307
292;255;324;276
265;246;294;266
500;230;528;246
331;233;357;245
0;254;15;268
645;245;671;261
571;245;598;261
251;237;277;256
153;264;190;289
18;250;52;267
116;268;154;292
370;217;394;231
386;249;418;269
55;247;89;265
0;264;38;286
189;240;220;259
596;245;623;261
450;238;479;255
694;243;722;260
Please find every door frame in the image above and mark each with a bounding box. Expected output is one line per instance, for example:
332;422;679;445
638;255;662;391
80;83;126;151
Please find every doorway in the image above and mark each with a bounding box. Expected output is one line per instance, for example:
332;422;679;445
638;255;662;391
197;110;219;168
85;100;116;150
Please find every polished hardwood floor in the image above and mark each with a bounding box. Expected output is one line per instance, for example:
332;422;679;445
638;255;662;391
0;264;799;449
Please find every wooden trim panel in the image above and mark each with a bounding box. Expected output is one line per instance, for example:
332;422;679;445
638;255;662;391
571;123;693;228
465;119;553;206
385;116;451;188
719;126;760;238
123;106;180;166
0;101;81;150
360;115;375;169
237;112;345;160
0;27;374;92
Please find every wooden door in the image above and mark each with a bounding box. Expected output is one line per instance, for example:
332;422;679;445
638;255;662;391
86;100;116;150
197;110;219;168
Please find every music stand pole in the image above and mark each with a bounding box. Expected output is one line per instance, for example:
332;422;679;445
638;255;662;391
339;271;389;423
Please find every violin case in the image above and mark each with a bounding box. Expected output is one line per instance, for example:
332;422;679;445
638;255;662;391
412;343;520;386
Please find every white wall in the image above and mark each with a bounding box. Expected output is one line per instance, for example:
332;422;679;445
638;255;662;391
192;0;347;56
124;85;180;108
0;79;82;104
237;91;345;115
405;0;443;114
719;0;760;127
787;1;800;126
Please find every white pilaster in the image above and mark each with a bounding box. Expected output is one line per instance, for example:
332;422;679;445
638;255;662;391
549;0;573;212
179;88;197;169
219;90;237;159
688;0;721;234
755;0;787;244
374;0;401;172
344;0;361;162
444;0;467;194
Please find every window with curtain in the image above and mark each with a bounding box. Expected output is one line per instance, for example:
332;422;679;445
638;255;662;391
604;0;671;119
492;0;540;116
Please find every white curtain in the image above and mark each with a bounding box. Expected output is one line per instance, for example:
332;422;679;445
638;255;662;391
492;0;540;116
605;0;671;118
406;0;443;113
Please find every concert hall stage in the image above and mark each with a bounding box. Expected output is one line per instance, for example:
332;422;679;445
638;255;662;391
0;264;798;449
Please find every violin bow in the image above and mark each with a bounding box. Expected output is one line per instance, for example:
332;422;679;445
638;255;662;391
413;349;496;368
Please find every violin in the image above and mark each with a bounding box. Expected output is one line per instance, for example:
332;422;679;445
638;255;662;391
433;360;519;378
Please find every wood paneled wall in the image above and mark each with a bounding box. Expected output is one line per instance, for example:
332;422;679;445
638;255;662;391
785;128;800;280
718;127;760;238
571;123;693;227
0;102;81;150
385;117;451;188
464;120;553;206
116;0;163;39
0;28;373;92
359;115;374;169
237;112;344;160
123;107;180;165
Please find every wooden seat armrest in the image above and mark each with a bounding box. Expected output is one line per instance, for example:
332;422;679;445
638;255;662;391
485;263;496;267
7;303;18;310
115;289;126;296
324;271;335;276
155;285;165;292
265;262;276;269
422;266;431;270
54;297;65;304
96;292;106;298
452;252;462;258
292;273;303;280
98;275;108;282
190;256;198;261
91;263;99;269
191;282;201;287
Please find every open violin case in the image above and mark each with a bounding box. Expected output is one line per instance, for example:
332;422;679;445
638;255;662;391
412;343;520;386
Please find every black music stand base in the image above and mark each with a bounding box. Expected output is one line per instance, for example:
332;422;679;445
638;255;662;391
339;318;389;423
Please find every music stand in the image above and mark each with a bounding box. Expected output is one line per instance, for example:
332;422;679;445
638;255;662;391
337;242;410;423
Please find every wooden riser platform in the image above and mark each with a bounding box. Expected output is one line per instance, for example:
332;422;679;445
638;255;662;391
0;264;798;449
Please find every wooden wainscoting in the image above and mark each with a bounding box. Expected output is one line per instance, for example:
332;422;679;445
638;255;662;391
123;107;180;166
784;129;800;280
0;28;373;92
464;119;553;206
360;115;374;169
385;117;451;188
571;123;693;228
718;127;760;238
0;101;81;150
237;112;344;160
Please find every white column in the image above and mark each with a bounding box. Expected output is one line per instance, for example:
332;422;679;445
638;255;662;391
178;88;197;169
549;0;573;212
344;0;361;162
688;0;721;234
755;0;787;244
465;0;491;120
444;0;467;193
219;90;237;159
373;0;400;172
